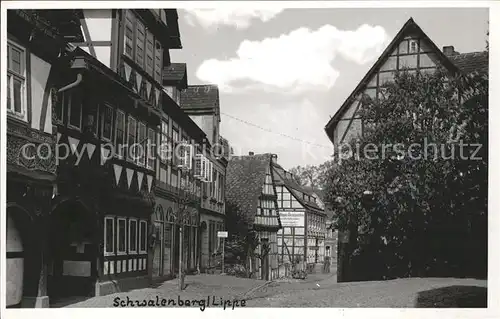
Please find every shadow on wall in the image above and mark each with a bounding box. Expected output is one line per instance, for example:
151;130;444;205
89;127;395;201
415;285;487;308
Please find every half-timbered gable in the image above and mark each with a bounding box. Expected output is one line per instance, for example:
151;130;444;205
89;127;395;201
324;17;470;146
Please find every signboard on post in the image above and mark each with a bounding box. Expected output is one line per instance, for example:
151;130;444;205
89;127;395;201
217;231;228;238
217;231;228;273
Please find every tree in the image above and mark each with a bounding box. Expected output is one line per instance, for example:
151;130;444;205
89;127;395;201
171;184;199;290
289;162;336;191
324;68;488;280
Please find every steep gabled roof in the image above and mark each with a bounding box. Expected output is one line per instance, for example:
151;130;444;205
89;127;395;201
272;164;325;213
226;154;273;226
180;84;220;115
163;63;188;89
324;17;461;142
449;51;489;75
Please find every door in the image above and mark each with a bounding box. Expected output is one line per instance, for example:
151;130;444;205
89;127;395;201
261;240;270;281
152;222;163;277
6;213;24;307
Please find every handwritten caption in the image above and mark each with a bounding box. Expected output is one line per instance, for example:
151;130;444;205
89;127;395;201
113;296;247;311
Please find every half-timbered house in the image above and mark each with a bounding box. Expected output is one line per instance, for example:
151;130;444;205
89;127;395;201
180;85;228;271
46;8;183;300
323;17;488;282
226;153;282;280
272;164;327;272
5;9;184;306
5;9;72;308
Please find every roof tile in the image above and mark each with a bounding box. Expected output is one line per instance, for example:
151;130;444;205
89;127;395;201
180;85;220;111
226;154;273;226
448;51;489;75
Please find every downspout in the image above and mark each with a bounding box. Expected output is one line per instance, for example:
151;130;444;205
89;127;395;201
58;73;83;93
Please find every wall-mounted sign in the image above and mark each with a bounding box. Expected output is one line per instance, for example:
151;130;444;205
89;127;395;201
280;211;305;227
217;231;228;238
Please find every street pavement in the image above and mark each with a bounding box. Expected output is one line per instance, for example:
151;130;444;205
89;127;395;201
244;276;487;307
57;274;268;308
56;272;486;308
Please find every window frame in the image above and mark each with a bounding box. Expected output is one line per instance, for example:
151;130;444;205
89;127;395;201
67;91;83;131
124;10;135;59
7;40;27;121
104;216;115;256
114;110;126;159
117;217;127;255
147;127;156;170
139;220;148;254
135;18;146;67
101;103;114;142
145;30;155;77
127;115;137;162
137;121;147;167
128;218;138;254
154;40;163;83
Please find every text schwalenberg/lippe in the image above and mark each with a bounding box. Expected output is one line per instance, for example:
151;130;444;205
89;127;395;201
113;296;247;310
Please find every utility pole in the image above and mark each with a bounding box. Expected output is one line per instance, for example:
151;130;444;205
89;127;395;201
178;224;183;291
217;230;228;274
222;237;225;274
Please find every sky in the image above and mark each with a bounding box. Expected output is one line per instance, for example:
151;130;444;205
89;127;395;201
170;7;489;170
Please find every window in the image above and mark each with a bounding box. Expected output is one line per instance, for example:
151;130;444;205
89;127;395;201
137;122;147;166
101;104;113;141
409;40;419;53
7;41;26;120
104;217;115;255
171;170;178;187
160;120;170;163
115;110;126;158
55;93;64;122
139;220;147;253
147;128;156;169
127;116;137;161
124;10;135;58
129;219;138;253
67;91;83;130
146;31;154;76
135;19;145;66
154;40;163;82
117;218;127;254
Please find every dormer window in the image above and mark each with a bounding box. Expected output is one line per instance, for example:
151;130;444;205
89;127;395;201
409;40;418;53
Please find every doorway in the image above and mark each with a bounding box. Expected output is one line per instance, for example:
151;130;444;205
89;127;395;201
6;209;26;307
152;221;164;277
48;200;97;300
261;239;270;281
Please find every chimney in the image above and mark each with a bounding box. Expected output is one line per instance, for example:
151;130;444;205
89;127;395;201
248;151;254;156
271;154;278;164
443;46;459;56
